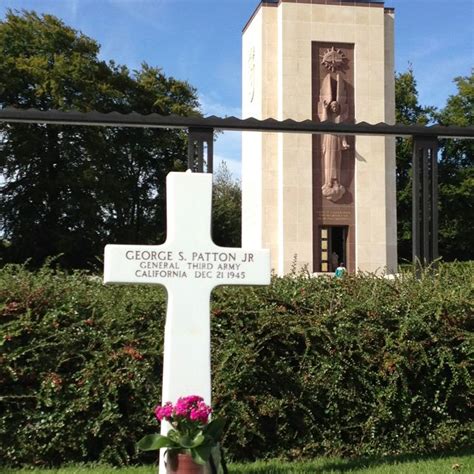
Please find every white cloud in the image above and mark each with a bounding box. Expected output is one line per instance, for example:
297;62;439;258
70;0;79;21
108;0;169;30
198;93;241;118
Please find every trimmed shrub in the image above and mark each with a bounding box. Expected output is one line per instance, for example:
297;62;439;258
0;262;472;466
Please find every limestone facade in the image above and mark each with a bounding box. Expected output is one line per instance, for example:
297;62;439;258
242;0;397;275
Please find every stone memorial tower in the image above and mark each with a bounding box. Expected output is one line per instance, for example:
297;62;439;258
242;0;397;275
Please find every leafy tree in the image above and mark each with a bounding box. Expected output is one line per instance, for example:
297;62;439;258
394;68;473;262
212;161;241;247
436;72;474;260
394;68;435;261
0;10;199;268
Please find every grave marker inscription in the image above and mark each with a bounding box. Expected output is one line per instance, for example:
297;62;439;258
104;171;270;471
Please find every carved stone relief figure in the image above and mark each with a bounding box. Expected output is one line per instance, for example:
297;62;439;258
318;48;350;203
248;46;255;103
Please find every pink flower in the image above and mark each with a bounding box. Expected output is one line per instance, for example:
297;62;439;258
172;396;211;423
175;396;201;416
174;398;189;417
154;395;212;425
155;402;173;421
189;401;212;423
184;395;204;404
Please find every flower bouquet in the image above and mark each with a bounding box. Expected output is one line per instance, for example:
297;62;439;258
137;395;225;469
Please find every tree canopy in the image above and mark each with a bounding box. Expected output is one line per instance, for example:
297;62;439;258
436;73;474;260
0;10;199;268
212;161;241;248
394;68;473;262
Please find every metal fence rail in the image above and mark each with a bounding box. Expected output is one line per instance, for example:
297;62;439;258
1;107;473;138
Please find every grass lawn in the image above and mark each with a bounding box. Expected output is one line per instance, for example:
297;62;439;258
2;450;473;474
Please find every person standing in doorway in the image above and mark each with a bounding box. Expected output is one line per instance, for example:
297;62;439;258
334;262;346;278
331;251;339;272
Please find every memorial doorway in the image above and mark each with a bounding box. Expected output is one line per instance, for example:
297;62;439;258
318;226;348;273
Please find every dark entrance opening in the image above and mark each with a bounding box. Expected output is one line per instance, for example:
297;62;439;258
319;226;347;272
330;226;346;271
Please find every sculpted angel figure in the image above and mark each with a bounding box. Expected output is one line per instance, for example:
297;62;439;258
318;73;350;202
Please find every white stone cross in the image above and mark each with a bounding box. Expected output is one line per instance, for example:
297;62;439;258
103;171;270;470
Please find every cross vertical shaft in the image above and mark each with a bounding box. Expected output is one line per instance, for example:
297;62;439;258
104;171;270;473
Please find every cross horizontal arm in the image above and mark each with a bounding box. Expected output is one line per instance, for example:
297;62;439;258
104;244;270;288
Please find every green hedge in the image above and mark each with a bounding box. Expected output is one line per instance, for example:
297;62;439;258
0;263;472;466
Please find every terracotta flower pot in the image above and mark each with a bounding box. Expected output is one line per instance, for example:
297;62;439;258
166;453;205;474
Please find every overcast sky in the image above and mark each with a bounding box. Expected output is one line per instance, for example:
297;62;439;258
2;0;473;177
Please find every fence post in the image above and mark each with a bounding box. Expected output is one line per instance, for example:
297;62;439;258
187;128;214;173
412;136;439;269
